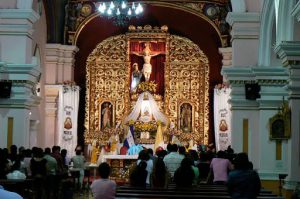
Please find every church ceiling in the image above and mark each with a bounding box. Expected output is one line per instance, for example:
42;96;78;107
43;0;231;45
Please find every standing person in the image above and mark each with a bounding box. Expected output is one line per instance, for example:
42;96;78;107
130;161;148;187
209;150;233;184
163;144;184;178
228;153;261;199
44;148;57;199
102;103;112;129
30;148;47;199
90;163;116;199
136;150;153;185
71;149;85;190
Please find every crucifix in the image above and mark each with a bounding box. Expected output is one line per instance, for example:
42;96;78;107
131;42;165;82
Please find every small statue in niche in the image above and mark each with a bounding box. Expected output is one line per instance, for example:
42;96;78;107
130;63;142;92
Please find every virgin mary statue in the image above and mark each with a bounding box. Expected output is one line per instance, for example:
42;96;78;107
124;92;168;125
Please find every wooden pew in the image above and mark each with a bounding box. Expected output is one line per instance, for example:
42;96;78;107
116;189;277;197
116;192;284;199
116;184;282;199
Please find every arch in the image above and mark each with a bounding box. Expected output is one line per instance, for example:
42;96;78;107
276;0;295;44
74;2;223;47
258;0;275;66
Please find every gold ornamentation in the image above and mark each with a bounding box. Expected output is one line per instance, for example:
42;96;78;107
70;1;230;47
137;81;157;93
269;100;291;140
85;35;129;143
166;35;210;144
133;120;158;133
85;27;210;145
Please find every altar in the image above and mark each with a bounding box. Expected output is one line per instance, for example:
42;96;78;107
84;25;210;154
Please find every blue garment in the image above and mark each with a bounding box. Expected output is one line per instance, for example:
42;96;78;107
227;169;261;199
0;186;23;199
128;144;143;155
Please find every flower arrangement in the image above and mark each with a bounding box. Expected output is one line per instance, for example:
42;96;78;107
137;81;157;93
134;120;158;132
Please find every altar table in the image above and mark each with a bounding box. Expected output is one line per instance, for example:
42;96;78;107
103;155;138;184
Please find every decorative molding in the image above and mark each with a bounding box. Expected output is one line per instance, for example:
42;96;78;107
218;47;232;66
0;9;39;23
274;41;300;66
226;12;260;25
291;0;300;22
221;67;254;83
253;67;289;85
226;12;260;40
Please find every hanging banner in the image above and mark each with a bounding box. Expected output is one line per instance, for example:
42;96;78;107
57;84;79;158
213;86;231;151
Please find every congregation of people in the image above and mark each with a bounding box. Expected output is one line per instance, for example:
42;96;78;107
0;145;86;199
0;143;263;199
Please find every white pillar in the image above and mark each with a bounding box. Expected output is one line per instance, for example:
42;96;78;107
45;44;78;84
44;44;78;147
226;12;260;67
275;41;300;190
44;86;59;147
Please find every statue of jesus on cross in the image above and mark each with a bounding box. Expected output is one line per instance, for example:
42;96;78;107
132;42;164;82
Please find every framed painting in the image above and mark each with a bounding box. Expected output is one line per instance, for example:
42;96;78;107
99;99;116;130
178;101;194;133
269;111;291;140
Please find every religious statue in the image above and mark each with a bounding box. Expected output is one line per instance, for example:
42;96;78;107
90;140;99;165
180;103;192;132
130;63;142;92
132;42;164;82
102;102;112;129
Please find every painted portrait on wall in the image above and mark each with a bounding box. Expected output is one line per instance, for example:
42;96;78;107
100;101;113;130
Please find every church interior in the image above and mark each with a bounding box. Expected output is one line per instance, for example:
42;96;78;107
1;0;300;198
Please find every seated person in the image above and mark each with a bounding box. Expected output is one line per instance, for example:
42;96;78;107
210;150;233;184
90;163;116;199
227;153;261;199
130;161;147;187
151;158;170;188
174;157;195;188
6;160;26;180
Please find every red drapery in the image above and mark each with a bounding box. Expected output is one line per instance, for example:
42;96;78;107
130;41;166;97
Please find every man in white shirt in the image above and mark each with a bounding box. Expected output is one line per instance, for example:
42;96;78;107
163;144;184;177
91;163;116;199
